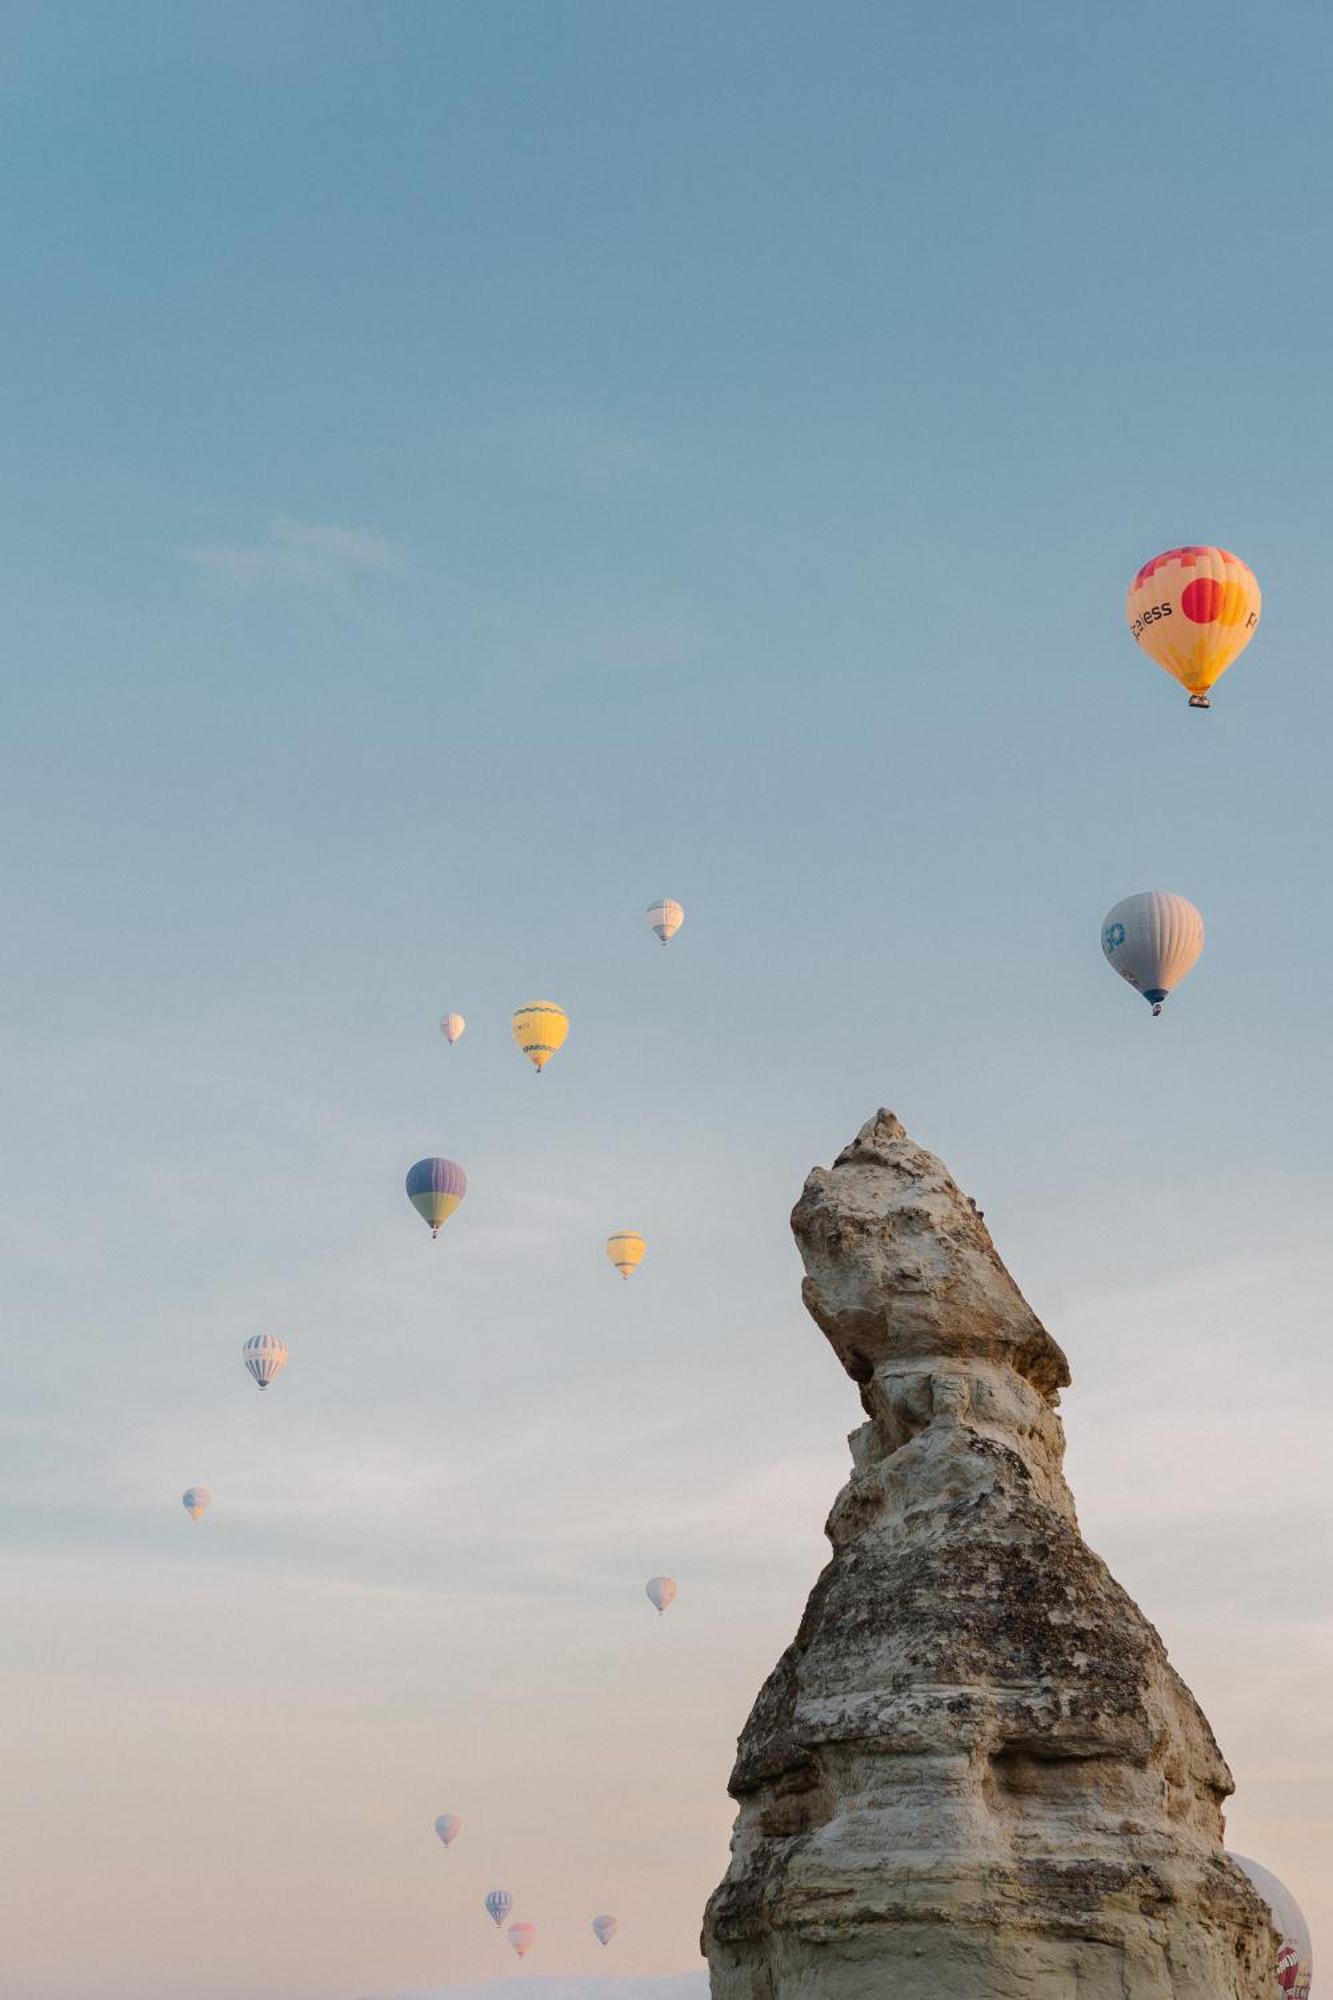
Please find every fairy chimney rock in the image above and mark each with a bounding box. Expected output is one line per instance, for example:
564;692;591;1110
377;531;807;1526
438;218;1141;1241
702;1111;1281;2000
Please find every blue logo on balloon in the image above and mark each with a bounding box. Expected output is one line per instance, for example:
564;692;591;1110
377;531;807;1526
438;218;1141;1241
1103;922;1126;954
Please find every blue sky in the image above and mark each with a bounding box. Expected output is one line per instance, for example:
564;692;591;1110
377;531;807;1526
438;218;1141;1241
1;5;1330;1995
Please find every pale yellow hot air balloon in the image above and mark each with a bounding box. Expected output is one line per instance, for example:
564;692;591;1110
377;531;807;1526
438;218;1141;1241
511;1000;568;1074
1126;546;1261;708
606;1230;646;1279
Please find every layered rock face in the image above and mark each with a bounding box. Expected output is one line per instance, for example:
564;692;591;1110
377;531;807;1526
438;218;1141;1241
703;1111;1279;1999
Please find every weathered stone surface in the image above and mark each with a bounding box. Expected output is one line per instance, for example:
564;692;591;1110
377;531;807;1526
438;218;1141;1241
703;1111;1280;1999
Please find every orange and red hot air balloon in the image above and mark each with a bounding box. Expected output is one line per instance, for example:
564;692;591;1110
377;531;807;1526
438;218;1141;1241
1125;546;1261;708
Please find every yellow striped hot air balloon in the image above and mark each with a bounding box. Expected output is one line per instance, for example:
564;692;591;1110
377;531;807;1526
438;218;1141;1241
606;1230;646;1279
511;1000;568;1074
1125;546;1261;708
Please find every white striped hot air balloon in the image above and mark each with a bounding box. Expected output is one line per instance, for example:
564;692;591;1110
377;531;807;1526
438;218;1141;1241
484;1889;512;1927
1228;1854;1313;1997
592;1914;619;1947
243;1333;289;1390
182;1486;210;1522
646;898;684;944
645;1575;677;1615
606;1231;646;1280
507;1922;536;1959
440;1013;466;1045
1101;891;1204;1017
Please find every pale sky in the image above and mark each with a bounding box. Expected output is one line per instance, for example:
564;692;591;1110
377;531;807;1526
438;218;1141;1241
1;4;1330;1996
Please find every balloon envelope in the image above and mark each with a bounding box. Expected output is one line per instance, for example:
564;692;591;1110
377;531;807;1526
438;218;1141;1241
433;1813;460;1848
243;1333;288;1390
1126;546;1261;705
646;897;684;944
592;1914;619;1947
182;1486;210;1521
1101;891;1204;1015
1228;1854;1312;1997
645;1575;677;1614
511;1000;568;1073
406;1157;468;1236
607;1230;646;1279
484;1889;513;1926
440;1013;466;1045
507;1922;536;1959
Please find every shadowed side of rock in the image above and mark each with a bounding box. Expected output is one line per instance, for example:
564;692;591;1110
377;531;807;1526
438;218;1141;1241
702;1111;1279;2000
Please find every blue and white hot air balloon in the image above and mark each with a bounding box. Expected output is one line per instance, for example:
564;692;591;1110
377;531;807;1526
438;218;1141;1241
484;1888;513;1927
406;1157;468;1237
243;1333;288;1390
592;1914;619;1947
1101;890;1204;1017
433;1813;460;1849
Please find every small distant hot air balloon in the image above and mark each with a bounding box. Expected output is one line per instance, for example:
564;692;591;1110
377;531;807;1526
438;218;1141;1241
434;1813;460;1849
1101;891;1204;1017
484;1889;513;1927
592;1914;619;1947
606;1231;646;1280
243;1333;288;1390
406;1157;468;1237
1126;546;1261;708
1228;1854;1313;1998
182;1486;210;1522
511;1000;568;1074
507;1922;536;1959
440;1013;466;1045
645;1575;677;1615
646;898;684;945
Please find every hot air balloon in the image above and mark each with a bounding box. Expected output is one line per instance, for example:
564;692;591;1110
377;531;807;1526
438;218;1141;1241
606;1231;646;1280
592;1914;619;1947
484;1889;513;1927
1101;891;1204;1017
405;1157;468;1237
646;898;684;945
1126;546;1261;708
434;1813;460;1849
511;1000;568;1074
182;1486;210;1522
507;1922;536;1959
440;1013;466;1045
243;1333;288;1390
1229;1854;1313;1998
645;1575;677;1615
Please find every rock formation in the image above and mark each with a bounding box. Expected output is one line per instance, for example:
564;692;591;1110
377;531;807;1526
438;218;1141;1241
703;1111;1280;1999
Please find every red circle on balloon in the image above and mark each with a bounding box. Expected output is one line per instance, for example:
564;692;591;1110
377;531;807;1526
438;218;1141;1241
1181;576;1225;623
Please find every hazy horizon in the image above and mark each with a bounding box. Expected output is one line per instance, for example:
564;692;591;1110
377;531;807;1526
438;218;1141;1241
2;3;1330;1995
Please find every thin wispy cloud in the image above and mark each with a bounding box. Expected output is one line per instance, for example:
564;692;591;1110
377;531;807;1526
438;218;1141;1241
483;411;672;491
185;513;404;586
